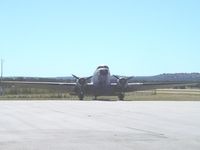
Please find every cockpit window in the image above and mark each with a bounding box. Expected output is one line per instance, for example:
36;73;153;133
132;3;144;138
97;65;109;69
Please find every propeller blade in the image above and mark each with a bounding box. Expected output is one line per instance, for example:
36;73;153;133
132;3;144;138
113;75;120;79
86;76;93;81
72;74;79;80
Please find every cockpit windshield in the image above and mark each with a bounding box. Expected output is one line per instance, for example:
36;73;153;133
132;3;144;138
97;65;109;69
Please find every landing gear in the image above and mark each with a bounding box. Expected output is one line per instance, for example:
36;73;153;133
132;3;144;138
0;86;3;96
118;93;125;100
75;86;85;100
93;95;97;100
78;93;84;100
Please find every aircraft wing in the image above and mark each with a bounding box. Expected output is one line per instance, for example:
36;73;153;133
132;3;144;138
111;81;198;92
1;80;199;94
1;81;76;85
0;81;77;92
1;81;95;92
125;81;199;92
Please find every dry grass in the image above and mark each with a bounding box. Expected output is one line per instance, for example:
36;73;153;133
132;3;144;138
0;89;200;101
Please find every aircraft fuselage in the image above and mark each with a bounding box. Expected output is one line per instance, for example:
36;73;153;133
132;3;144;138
92;65;112;96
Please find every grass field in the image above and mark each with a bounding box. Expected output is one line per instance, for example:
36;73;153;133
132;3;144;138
0;89;200;101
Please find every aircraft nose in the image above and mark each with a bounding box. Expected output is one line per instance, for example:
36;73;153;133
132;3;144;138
100;69;108;76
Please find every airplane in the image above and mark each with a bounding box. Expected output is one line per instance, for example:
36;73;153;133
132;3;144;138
1;65;199;100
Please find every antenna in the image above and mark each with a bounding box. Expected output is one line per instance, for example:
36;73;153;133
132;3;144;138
0;59;3;95
1;59;3;82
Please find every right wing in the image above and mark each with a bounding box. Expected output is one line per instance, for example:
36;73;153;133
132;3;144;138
1;80;94;93
1;81;76;92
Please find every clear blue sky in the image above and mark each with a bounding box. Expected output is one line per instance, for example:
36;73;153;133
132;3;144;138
0;0;200;77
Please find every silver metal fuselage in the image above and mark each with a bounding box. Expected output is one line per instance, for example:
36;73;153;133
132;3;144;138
92;66;111;95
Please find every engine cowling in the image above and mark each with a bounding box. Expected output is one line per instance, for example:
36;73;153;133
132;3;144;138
113;75;133;100
72;74;91;86
118;78;128;88
113;75;133;90
78;78;86;86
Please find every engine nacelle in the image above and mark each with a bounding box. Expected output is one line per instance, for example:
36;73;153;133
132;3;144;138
117;78;128;89
72;74;92;100
113;75;133;92
77;78;87;86
72;74;92;85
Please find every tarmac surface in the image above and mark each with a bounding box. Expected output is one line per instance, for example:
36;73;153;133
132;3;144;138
0;100;200;150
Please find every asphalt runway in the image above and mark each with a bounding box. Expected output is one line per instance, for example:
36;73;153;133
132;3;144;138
0;100;200;150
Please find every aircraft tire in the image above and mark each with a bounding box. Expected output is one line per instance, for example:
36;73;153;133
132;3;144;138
118;93;124;100
78;94;84;100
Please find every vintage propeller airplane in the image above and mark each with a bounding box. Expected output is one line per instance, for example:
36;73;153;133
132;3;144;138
1;65;198;100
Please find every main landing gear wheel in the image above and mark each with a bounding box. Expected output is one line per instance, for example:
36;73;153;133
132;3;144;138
78;94;84;100
93;95;97;100
118;93;125;100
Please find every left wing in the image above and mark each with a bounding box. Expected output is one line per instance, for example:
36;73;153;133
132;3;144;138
126;81;198;92
111;81;199;92
111;75;199;92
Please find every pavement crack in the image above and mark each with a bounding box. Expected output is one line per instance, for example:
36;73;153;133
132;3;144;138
126;127;167;138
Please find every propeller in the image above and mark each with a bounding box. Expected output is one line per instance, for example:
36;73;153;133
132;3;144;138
113;75;133;87
72;74;79;80
72;74;92;86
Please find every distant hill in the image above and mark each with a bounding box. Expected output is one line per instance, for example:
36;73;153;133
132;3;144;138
132;73;200;82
